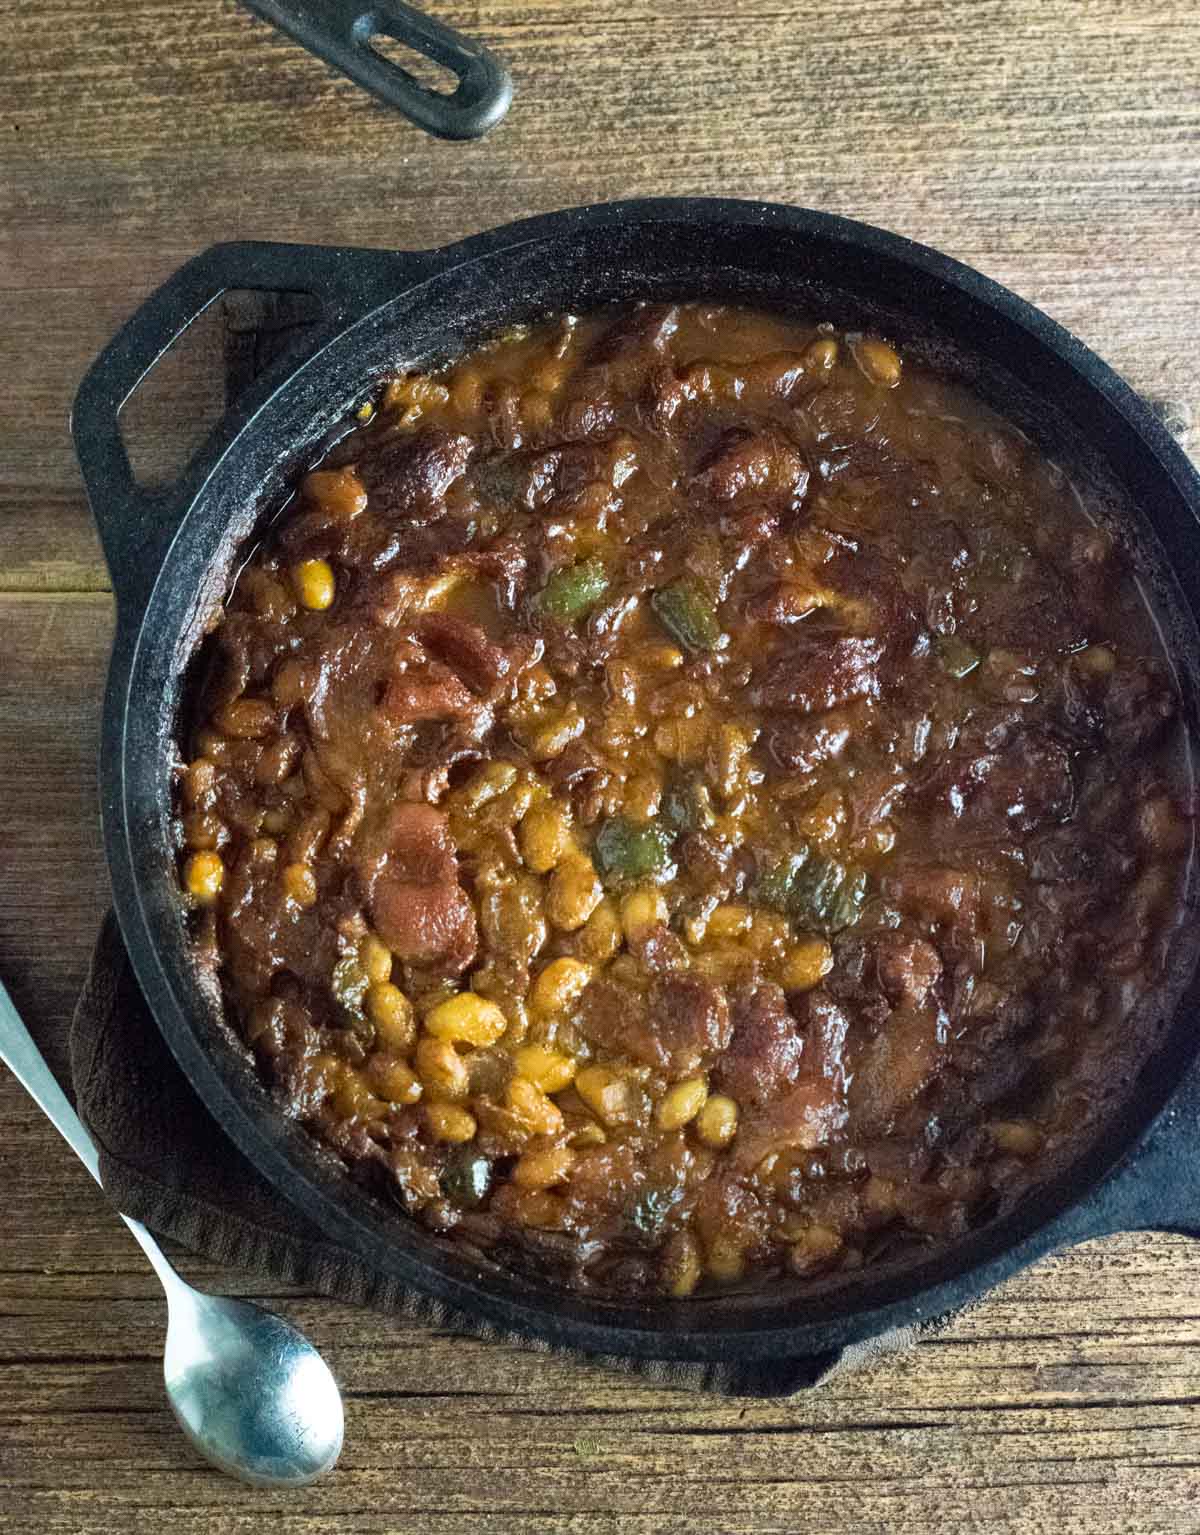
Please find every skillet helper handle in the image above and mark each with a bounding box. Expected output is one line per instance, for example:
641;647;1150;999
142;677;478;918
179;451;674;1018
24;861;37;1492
1072;1057;1200;1239
239;0;513;141
72;240;424;616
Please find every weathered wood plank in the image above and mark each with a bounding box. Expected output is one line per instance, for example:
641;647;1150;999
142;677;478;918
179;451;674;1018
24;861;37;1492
3;0;1200;1526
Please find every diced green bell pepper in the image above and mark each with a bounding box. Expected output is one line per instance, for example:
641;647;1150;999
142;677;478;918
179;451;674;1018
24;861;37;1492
539;558;610;622
651;578;721;651
441;1149;493;1209
753;849;811;912
594;815;676;885
754;844;868;934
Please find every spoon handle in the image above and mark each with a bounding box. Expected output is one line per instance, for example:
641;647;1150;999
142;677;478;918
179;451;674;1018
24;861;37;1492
0;976;184;1287
0;975;102;1185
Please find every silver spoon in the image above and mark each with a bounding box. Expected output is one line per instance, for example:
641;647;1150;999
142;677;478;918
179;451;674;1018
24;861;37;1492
0;976;344;1486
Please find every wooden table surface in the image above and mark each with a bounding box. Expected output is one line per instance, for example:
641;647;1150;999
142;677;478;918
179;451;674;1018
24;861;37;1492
3;2;1200;1529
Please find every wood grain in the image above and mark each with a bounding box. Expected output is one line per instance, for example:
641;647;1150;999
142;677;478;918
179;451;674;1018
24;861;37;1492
2;0;1199;1529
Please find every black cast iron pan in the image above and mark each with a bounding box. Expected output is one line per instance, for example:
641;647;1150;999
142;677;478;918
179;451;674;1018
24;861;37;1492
72;200;1200;1393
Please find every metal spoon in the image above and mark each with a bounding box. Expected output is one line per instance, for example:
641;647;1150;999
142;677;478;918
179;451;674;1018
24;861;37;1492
0;976;344;1486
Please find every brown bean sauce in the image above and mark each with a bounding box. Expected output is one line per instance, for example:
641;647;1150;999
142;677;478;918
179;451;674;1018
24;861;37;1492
177;303;1194;1297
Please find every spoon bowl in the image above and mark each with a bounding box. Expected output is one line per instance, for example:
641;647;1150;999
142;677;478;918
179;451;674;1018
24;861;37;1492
0;975;345;1486
164;1288;344;1486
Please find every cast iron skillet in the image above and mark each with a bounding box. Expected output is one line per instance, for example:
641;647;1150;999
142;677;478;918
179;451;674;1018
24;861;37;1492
73;200;1200;1392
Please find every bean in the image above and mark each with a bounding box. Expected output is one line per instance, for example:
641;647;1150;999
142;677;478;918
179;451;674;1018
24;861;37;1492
530;957;594;1018
691;945;756;987
214;698;277;740
577;897;622;961
291;558;336;611
568;1119;607;1150
705;903;751;941
384;373;450;415
425;992;508;1047
367;1056;422;1105
272;658;309;709
332;1072;385;1123
574;1065;634;1125
1075;644;1116;676
514;1190;567;1228
287;807;330;866
182;811;225;851
788;1224;843;1275
254;734;300;786
513;1044;577;1094
636;641;684;671
546;855;602;931
657;1077;708;1131
184;851;224;904
366;983;415;1050
529;707;585;760
458;760;518;810
193;728;233;766
301;467;367;521
358;934;394;986
513;1145;576;1190
281;863;317;908
779;937;834;992
619;885;667;941
330;955;369;1017
694;1094;738;1148
507;1077;565;1136
182;758;217;807
519;800;571;873
652;715;709;763
450;368;484;416
804;336;838;371
852;336;903;389
425;1103;477;1144
477;781;535;833
415;1037;470;1101
623;771;663;824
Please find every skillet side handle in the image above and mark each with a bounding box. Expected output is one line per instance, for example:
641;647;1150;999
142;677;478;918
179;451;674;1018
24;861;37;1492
240;0;513;141
71;240;425;618
709;1352;842;1397
1070;1059;1200;1240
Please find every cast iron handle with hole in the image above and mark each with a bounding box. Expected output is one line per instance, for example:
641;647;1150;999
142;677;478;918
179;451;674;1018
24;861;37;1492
239;0;513;140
